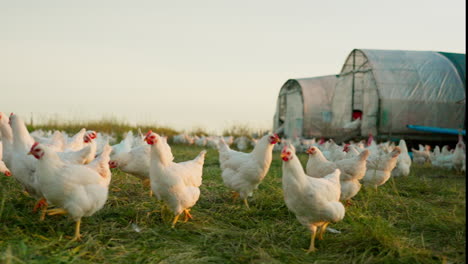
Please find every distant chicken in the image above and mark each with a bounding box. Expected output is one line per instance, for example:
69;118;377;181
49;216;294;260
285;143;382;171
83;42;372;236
173;133;194;145
0;141;11;176
306;146;369;202
32;130;66;152
411;145;431;165
362;147;401;189
29;142;111;241
110;131;135;158
145;131;206;227
391;139;412;177
234;136;251;151
0;112;14;167
452;134;465;172
63;128;87;152
431;145;454;170
281;144;345;253
217;133;280;208
82;131;98;164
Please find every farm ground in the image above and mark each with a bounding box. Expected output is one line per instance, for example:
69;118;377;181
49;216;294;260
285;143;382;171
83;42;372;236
0;145;465;264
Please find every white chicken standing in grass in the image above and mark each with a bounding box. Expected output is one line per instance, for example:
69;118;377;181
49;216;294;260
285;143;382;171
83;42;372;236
305;146;369;203
29;142;111;241
144;131;207;228
0;141;11;176
0;112;13;168
109;144;152;196
362;147;401;189
217;133;280;208
452;134;465;172
281;144;345;253
9;114;42;200
110;131;135;158
391;139;412;177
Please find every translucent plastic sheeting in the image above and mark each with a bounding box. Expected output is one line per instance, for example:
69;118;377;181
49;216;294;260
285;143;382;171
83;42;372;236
331;49;465;138
273;75;337;138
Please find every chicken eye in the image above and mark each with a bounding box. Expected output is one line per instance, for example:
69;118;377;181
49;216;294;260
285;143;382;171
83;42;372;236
35;149;40;152
287;152;291;155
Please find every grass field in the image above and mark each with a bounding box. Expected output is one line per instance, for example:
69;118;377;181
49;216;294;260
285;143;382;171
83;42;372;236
0;145;465;264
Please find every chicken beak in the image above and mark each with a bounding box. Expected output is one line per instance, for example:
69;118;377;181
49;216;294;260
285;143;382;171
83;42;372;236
27;151;32;155
305;148;312;154
280;152;287;159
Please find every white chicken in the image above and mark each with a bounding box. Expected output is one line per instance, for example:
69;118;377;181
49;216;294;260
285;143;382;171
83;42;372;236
431;145;454;169
281;144;345;253
9;114;41;199
344;144;360;159
109;144;152;195
63;128;87;152
217;133;281;208
86;143;113;184
82;131;98;164
110;131;134;158
32;130;66;152
305;146;337;179
144;131;207;228
0;141;11;176
109;144;150;181
0;112;13;167
362;147;401;189
234;136;251;151
195;136;207;147
29;142;111;241
173;133;194;145
411;144;431;165
306;146;369;202
391;139;412;177
452;134;465;172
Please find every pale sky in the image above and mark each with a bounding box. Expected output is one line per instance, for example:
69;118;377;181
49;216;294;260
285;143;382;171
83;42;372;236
1;0;465;134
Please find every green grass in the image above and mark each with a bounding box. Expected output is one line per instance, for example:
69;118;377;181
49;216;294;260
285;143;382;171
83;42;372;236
0;145;465;264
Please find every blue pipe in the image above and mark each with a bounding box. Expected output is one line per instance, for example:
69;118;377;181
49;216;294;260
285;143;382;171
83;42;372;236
406;125;466;136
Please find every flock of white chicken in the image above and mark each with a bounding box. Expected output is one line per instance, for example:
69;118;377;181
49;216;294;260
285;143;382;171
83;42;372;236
0;112;465;253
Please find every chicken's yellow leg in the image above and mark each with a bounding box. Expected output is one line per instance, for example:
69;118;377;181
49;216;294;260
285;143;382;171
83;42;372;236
307;228;318;253
317;222;329;240
183;209;193;222
171;214;181;228
47;208;68;216
243;198;250;209
40;203;48;221
71;219;82;241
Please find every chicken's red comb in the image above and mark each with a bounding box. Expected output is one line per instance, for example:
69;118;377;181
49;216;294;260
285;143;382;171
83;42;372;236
145;130;153;138
282;145;289;152
31;142;40;151
87;131;97;139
